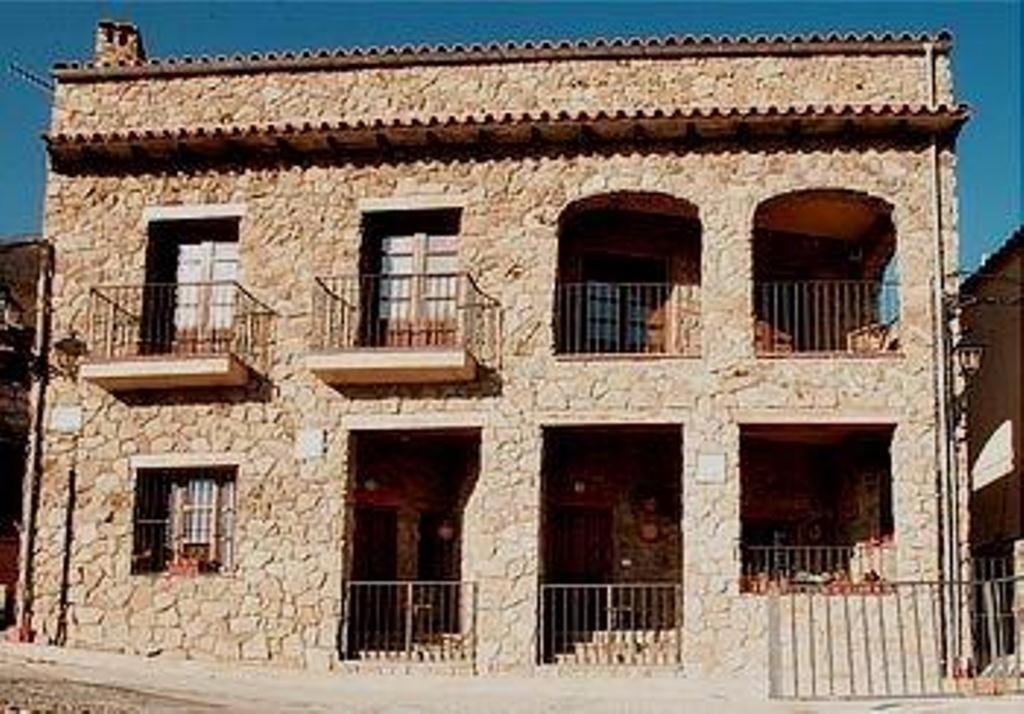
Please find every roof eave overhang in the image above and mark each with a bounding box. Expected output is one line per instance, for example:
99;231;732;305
44;104;970;173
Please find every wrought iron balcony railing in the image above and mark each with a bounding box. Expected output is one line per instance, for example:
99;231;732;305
539;583;683;666
311;273;500;364
740;543;896;594
342;581;476;664
754;280;900;355
87;282;275;370
554;282;700;356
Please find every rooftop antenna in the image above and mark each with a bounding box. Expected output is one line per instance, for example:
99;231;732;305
7;61;55;97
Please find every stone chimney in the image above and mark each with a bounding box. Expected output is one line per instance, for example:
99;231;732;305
94;20;146;66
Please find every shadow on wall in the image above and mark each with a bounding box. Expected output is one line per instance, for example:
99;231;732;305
111;372;276;406
329;366;503;401
51;134;948;179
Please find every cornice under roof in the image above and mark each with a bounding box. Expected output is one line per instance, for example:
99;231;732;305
52;30;953;82
45;103;970;173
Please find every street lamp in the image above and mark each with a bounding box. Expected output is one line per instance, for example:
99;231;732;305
952;337;985;381
50;330;88;378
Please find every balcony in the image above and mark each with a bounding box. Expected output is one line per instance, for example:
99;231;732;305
554;282;700;356
753;280;900;356
343;581;477;666
740;542;896;595
308;273;499;385
81;282;274;391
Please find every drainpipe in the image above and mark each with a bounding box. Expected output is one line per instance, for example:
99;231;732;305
924;40;962;666
14;240;53;642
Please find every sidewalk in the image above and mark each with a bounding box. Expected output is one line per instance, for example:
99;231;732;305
2;642;1023;713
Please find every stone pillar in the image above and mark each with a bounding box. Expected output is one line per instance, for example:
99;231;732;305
679;196;762;678
700;197;755;368
682;413;743;676
462;422;541;673
890;421;942;581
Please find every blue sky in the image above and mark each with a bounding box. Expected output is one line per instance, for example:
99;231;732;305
0;1;1020;272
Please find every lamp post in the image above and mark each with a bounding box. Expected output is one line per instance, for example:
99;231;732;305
15;328;88;643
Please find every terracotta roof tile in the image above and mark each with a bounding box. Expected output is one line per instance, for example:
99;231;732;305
45;103;969;148
44;103;969;173
53;30;953;80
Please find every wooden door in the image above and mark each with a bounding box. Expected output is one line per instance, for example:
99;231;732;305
580;254;668;353
417;512;457;581
367;233;459;347
174;241;239;354
348;507;399;655
350;506;398;581
546;506;613;584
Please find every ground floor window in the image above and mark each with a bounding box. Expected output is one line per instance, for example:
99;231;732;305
131;466;236;575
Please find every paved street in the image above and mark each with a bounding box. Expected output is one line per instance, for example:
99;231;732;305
2;643;1024;713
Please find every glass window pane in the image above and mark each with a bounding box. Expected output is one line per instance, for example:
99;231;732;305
381;254;414;275
185;478;215;544
425;253;457;275
380;236;413;254
426;234;457;253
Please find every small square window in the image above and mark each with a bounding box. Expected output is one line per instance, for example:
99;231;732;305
132;467;236;575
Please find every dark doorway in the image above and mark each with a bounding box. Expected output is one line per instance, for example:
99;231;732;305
539;425;683;665
351;506;398;581
417;512;458;581
545;506;613;584
344;429;480;663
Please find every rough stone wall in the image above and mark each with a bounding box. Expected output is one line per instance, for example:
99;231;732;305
51;52;954;134
32;43;961;680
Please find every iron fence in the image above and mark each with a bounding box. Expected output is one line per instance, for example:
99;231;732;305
539;583;683;666
754;280;900;355
741;543;896;594
342;581;476;664
768;574;1024;699
312;273;500;364
88;282;274;369
971;554;1015;582
554;282;700;356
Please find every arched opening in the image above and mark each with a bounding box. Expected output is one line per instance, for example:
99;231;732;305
554;191;702;355
752;189;899;354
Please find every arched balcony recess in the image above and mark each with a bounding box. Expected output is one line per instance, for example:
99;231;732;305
752;189;899;355
554;191;702;356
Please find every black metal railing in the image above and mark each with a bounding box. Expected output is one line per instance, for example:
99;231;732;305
769;574;1024;699
342;581;476;664
741;543;895;594
554;282;700;356
754;280;900;355
88;282;274;369
312;273;500;363
539;583;683;666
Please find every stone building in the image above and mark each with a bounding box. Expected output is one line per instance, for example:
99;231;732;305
963;228;1022;562
22;20;967;680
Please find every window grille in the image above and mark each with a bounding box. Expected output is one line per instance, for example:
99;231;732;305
132;467;235;574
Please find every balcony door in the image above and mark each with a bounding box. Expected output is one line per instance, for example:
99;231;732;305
173;241;239;353
143;218;240;356
546;506;613;584
579;254;667;353
368;232;459;347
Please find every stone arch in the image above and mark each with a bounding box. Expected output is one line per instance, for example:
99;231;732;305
752;188;896;282
751;188;899;354
554;191;702;355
